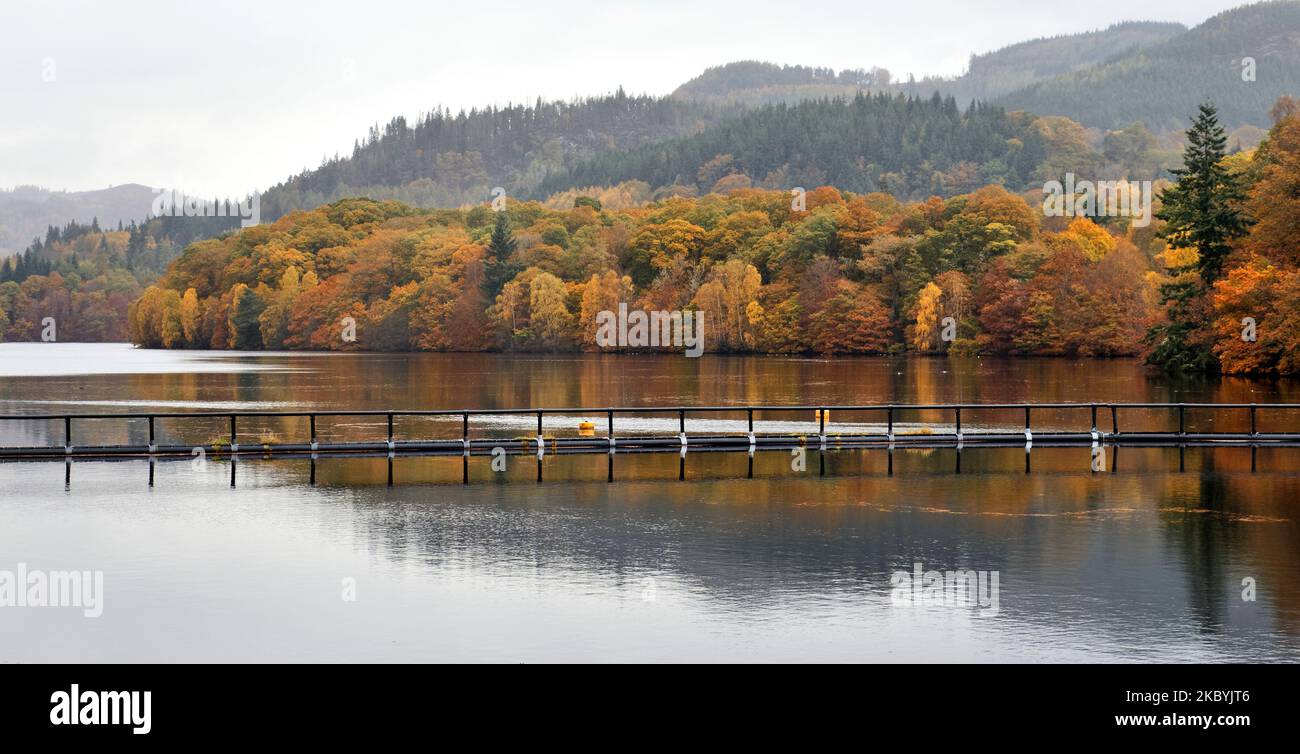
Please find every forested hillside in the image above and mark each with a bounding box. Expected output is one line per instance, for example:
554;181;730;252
123;181;1163;358
535;93;1162;201
673;22;1183;107
673;4;1300;132
245;5;1296;228
671;62;896;107
999;2;1300;130
0;213;238;341
936;21;1185;103
0;184;157;257
116;95;1300;373
260;90;737;222
7;4;1297;360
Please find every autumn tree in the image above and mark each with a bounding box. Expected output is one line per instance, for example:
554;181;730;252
258;267;302;349
807;280;892;354
1239;110;1300;267
527;272;576;350
159;289;184;349
692;259;761;351
180;288;202;346
578;271;633;350
911;282;944;352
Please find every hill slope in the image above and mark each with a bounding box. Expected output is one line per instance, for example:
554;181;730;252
674;22;1184;108
672;4;1300;131
261;90;737;222
536;93;1069;201
996;2;1300;130
0;184;157;257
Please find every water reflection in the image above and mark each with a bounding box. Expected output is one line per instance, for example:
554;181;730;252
8;449;1297;662
1;345;1298;661
37;446;1300;650
5;346;1300;450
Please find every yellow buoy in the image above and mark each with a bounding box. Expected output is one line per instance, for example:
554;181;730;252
578;420;596;437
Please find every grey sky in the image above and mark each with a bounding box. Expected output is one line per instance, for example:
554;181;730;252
0;0;1249;197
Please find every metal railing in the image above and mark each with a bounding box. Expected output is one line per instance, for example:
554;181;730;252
2;402;1298;457
3;402;1297;486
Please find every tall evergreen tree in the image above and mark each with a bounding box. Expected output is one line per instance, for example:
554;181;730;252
228;285;266;350
1144;102;1251;372
1158;103;1251;284
483;211;518;298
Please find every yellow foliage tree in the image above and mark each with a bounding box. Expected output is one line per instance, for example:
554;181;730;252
179;288;202;346
911;282;943;351
692;259;761;351
1062;217;1117;261
528;272;575;349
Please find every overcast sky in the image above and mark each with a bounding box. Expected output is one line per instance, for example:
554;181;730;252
0;0;1249;197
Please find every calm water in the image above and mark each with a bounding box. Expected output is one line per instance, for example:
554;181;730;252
1;343;1298;662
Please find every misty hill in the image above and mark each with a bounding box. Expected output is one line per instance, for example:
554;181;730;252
997;2;1300;130
0;184;157;257
671;62;896;106
672;3;1300;132
673;22;1184;107
936;21;1186;102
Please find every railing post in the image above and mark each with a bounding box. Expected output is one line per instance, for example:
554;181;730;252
887;406;894;445
1250;404;1257;437
148;415;156;452
1178;404;1186;437
747;407;755;448
607;410;615;450
310;414;317;450
1024;405;1032;444
955;407;962;441
462;411;470;485
678;409;687;447
229;415;237;452
64;416;72;454
387;412;395;451
1111;405;1118;436
536;411;544;456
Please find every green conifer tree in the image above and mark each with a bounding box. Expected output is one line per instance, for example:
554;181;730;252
1144;103;1251;372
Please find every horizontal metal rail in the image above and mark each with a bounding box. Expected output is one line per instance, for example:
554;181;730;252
1;402;1298;463
3;402;1300;421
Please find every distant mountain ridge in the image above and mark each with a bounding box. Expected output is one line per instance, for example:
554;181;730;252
672;21;1186;107
0;184;157;257
998;2;1300;130
932;21;1187;102
672;3;1300;131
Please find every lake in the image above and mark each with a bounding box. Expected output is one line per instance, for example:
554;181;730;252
1;343;1298;662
